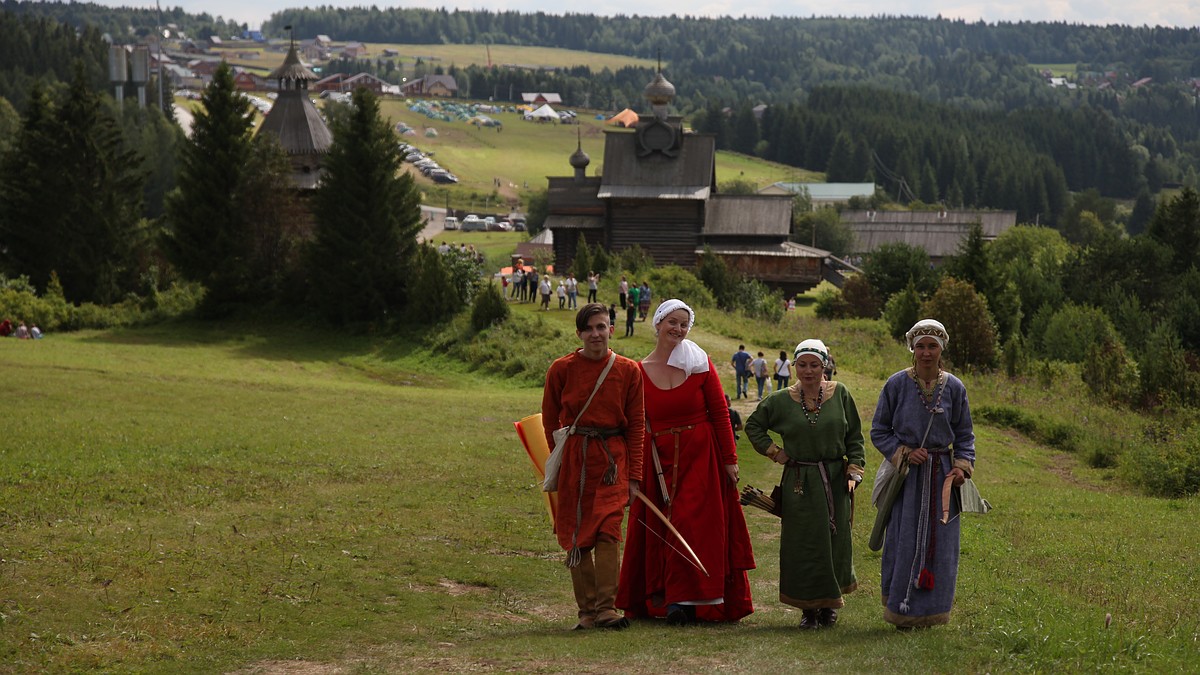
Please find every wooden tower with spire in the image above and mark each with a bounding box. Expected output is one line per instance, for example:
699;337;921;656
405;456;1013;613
257;26;332;189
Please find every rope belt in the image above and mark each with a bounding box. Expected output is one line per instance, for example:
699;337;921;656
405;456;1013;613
565;426;623;568
651;424;696;519
787;458;841;534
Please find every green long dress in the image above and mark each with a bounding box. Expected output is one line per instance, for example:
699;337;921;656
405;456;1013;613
745;381;865;609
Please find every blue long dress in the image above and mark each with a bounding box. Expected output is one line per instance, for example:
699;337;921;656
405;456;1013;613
870;368;975;627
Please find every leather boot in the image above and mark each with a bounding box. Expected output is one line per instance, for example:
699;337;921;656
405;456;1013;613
592;540;629;629
569;549;597;630
799;609;821;629
819;608;838;627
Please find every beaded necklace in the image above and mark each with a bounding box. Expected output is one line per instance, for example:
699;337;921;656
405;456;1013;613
909;368;946;414
799;384;824;425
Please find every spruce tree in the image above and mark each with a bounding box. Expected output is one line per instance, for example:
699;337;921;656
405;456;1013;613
0;70;145;303
0;82;61;288
308;87;421;325
164;62;255;306
53;67;147;304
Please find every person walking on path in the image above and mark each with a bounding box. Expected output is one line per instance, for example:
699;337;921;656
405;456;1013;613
618;299;755;625
566;274;579;309
587;272;601;303
542;303;645;630
731;345;753;400
871;319;976;629
774;350;791;390
751;351;769;400
746;339;865;629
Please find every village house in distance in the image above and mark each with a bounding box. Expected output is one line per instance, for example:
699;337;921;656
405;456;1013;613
544;70;829;296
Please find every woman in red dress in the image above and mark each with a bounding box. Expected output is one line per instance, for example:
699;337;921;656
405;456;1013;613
617;299;756;624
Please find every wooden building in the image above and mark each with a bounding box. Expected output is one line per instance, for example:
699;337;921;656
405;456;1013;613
841;209;1017;264
544;70;827;293
256;41;332;190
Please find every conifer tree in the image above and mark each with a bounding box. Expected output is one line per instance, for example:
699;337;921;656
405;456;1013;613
0;70;145;303
53;66;147;303
164;61;255;305
308;87;421;325
0;82;61;288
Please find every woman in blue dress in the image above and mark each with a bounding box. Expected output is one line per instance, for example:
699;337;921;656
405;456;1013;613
870;319;975;629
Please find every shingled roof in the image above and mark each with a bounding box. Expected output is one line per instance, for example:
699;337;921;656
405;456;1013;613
596;130;715;200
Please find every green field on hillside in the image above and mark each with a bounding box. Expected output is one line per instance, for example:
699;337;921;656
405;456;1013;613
1029;63;1076;76
381;100;819;211
214;43;654;76
2;299;1198;671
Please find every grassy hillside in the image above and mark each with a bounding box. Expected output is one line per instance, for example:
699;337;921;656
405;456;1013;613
213;43;656;75
378;99;818;212
1;301;1197;671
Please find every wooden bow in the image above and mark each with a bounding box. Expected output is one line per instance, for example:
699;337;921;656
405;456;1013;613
634;489;710;577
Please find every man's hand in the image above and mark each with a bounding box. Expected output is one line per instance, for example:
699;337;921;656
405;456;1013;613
907;447;929;465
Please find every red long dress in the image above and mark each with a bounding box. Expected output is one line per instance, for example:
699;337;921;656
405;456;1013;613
617;359;756;622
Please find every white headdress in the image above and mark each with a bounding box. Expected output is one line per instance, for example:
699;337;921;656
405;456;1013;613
652;299;708;376
906;319;949;352
793;339;829;365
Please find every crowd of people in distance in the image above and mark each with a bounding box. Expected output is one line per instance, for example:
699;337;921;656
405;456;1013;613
0;319;42;340
540;298;976;633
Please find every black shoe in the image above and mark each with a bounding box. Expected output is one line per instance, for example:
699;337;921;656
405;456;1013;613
799;609;820;629
818;608;838;627
666;604;694;625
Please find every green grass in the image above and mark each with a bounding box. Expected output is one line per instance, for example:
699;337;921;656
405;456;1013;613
214;43;654;79
3;308;1197;671
1029;63;1076;77
384;101;816;211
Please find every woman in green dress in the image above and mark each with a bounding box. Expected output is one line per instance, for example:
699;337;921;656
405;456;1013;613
745;339;865;629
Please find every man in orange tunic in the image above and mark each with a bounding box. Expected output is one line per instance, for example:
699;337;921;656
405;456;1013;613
542;303;645;629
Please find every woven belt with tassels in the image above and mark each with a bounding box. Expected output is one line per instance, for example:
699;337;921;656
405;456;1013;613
564;426;623;568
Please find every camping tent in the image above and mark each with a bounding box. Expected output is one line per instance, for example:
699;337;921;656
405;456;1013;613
607;108;639;128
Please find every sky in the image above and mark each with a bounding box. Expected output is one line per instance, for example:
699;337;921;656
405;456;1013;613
70;0;1200;30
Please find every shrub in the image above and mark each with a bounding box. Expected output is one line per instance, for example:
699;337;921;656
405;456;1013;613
840;273;882;319
1081;337;1139;406
919;277;998;369
863;242;939;302
407;245;464;324
645;265;715;310
1000;332;1028;379
882;280;922;340
470;280;509;332
737;278;785;323
615;244;654;275
697;248;739;309
814;286;848;319
1040;303;1120;363
1138;323;1198;408
1121;427;1200;497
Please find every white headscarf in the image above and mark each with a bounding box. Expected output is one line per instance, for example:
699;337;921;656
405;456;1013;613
906;319;949;352
652;299;709;376
793;339;830;365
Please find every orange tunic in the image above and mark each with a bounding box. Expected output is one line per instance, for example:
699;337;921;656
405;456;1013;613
542;349;645;551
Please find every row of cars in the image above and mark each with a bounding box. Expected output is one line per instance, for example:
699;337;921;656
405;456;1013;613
400;143;458;184
444;215;526;232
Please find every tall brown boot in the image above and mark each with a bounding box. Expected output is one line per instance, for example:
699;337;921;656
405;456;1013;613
569;549;597;630
593;540;629;629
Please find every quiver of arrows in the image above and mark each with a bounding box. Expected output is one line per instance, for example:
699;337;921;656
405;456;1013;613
739;485;782;518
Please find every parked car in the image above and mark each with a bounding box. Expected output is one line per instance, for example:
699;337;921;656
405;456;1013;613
431;172;459;184
443;216;460;230
490;220;513;232
511;216;527;232
461;215;486;231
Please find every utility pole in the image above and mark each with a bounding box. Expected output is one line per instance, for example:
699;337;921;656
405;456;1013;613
156;0;164;112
